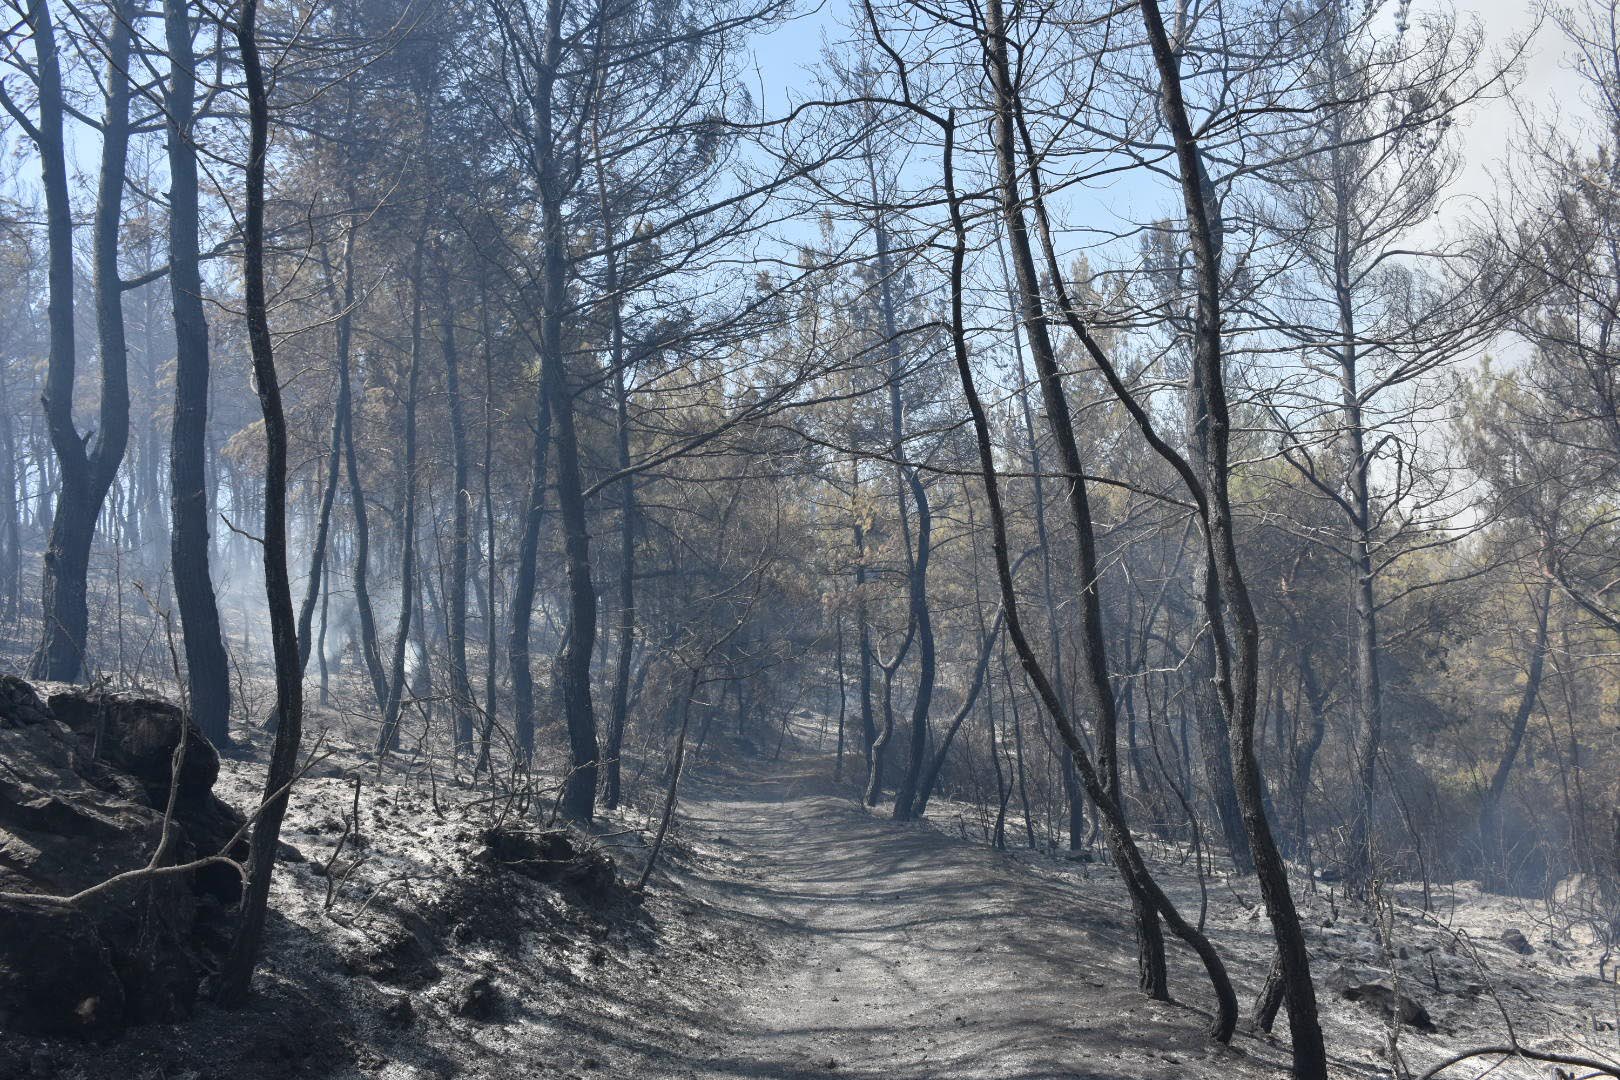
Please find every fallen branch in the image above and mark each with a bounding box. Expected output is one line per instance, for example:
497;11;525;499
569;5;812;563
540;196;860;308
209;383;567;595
1418;1045;1620;1080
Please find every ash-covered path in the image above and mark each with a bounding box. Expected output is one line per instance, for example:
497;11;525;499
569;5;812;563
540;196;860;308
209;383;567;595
655;754;1303;1080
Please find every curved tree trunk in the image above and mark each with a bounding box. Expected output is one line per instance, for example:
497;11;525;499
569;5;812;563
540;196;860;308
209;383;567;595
218;0;301;1002
1137;1;1325;1070
892;472;936;820
939;103;1235;1038
980;0;1167;998
913;607;1004;818
999;235;1086;850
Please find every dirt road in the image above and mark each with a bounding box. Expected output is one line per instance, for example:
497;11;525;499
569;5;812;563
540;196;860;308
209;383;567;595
661;759;1299;1080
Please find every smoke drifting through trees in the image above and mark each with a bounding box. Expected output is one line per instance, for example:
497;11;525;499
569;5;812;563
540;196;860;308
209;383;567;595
0;0;1618;1070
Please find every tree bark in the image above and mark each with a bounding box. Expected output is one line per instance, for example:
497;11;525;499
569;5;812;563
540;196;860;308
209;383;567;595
1480;574;1554;887
478;278;500;774
0;359;18;620
892;472;936;820
939;102;1235;1039
440;262;475;758
28;0;131;682
534;0;598;822
218;0;302;1002
598;180;635;811
377;231;428;754
165;0;231;743
288;246;350;690
980;0;1167;998
1136;2;1325;1070
1189;579;1253;872
508;377;552;762
852;462;878;781
913;607;1004;818
338;218;390;715
999;232;1086;850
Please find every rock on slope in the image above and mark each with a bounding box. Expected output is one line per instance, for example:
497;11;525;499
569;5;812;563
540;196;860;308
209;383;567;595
0;676;245;1038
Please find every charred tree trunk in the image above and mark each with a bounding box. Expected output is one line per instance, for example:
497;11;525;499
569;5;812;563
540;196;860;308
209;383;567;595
892;472;936;820
939;100;1236;1038
981;0;1167;998
1283;596;1329;867
1189;577;1253;873
378;231;428;754
869;211;937;822
0;359;18;620
164;0;231;743
218;0;301;1002
852;463;878;780
834;615;848;780
1001;235;1086;851
28;0;131;682
914;607;1004;818
440;263;475;758
338;221;389;715
508;380;552;763
1480;573;1554;887
599;199;635;811
534;0;598;822
1004;643;1037;850
1137;2;1325;1070
478;281;500;775
288;244;350;693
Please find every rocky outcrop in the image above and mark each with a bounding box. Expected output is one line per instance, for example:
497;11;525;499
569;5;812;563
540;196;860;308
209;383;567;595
1325;962;1435;1031
0;677;245;1039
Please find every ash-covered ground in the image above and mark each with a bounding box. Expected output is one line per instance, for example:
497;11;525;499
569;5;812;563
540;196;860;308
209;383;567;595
7;709;1616;1080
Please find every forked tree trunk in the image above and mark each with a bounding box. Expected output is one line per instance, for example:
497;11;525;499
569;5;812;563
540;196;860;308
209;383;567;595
913;607;1003;818
938;103;1236;1039
892;472;936;820
29;0;131;683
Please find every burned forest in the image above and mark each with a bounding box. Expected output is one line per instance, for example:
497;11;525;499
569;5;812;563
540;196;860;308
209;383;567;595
0;0;1618;1077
